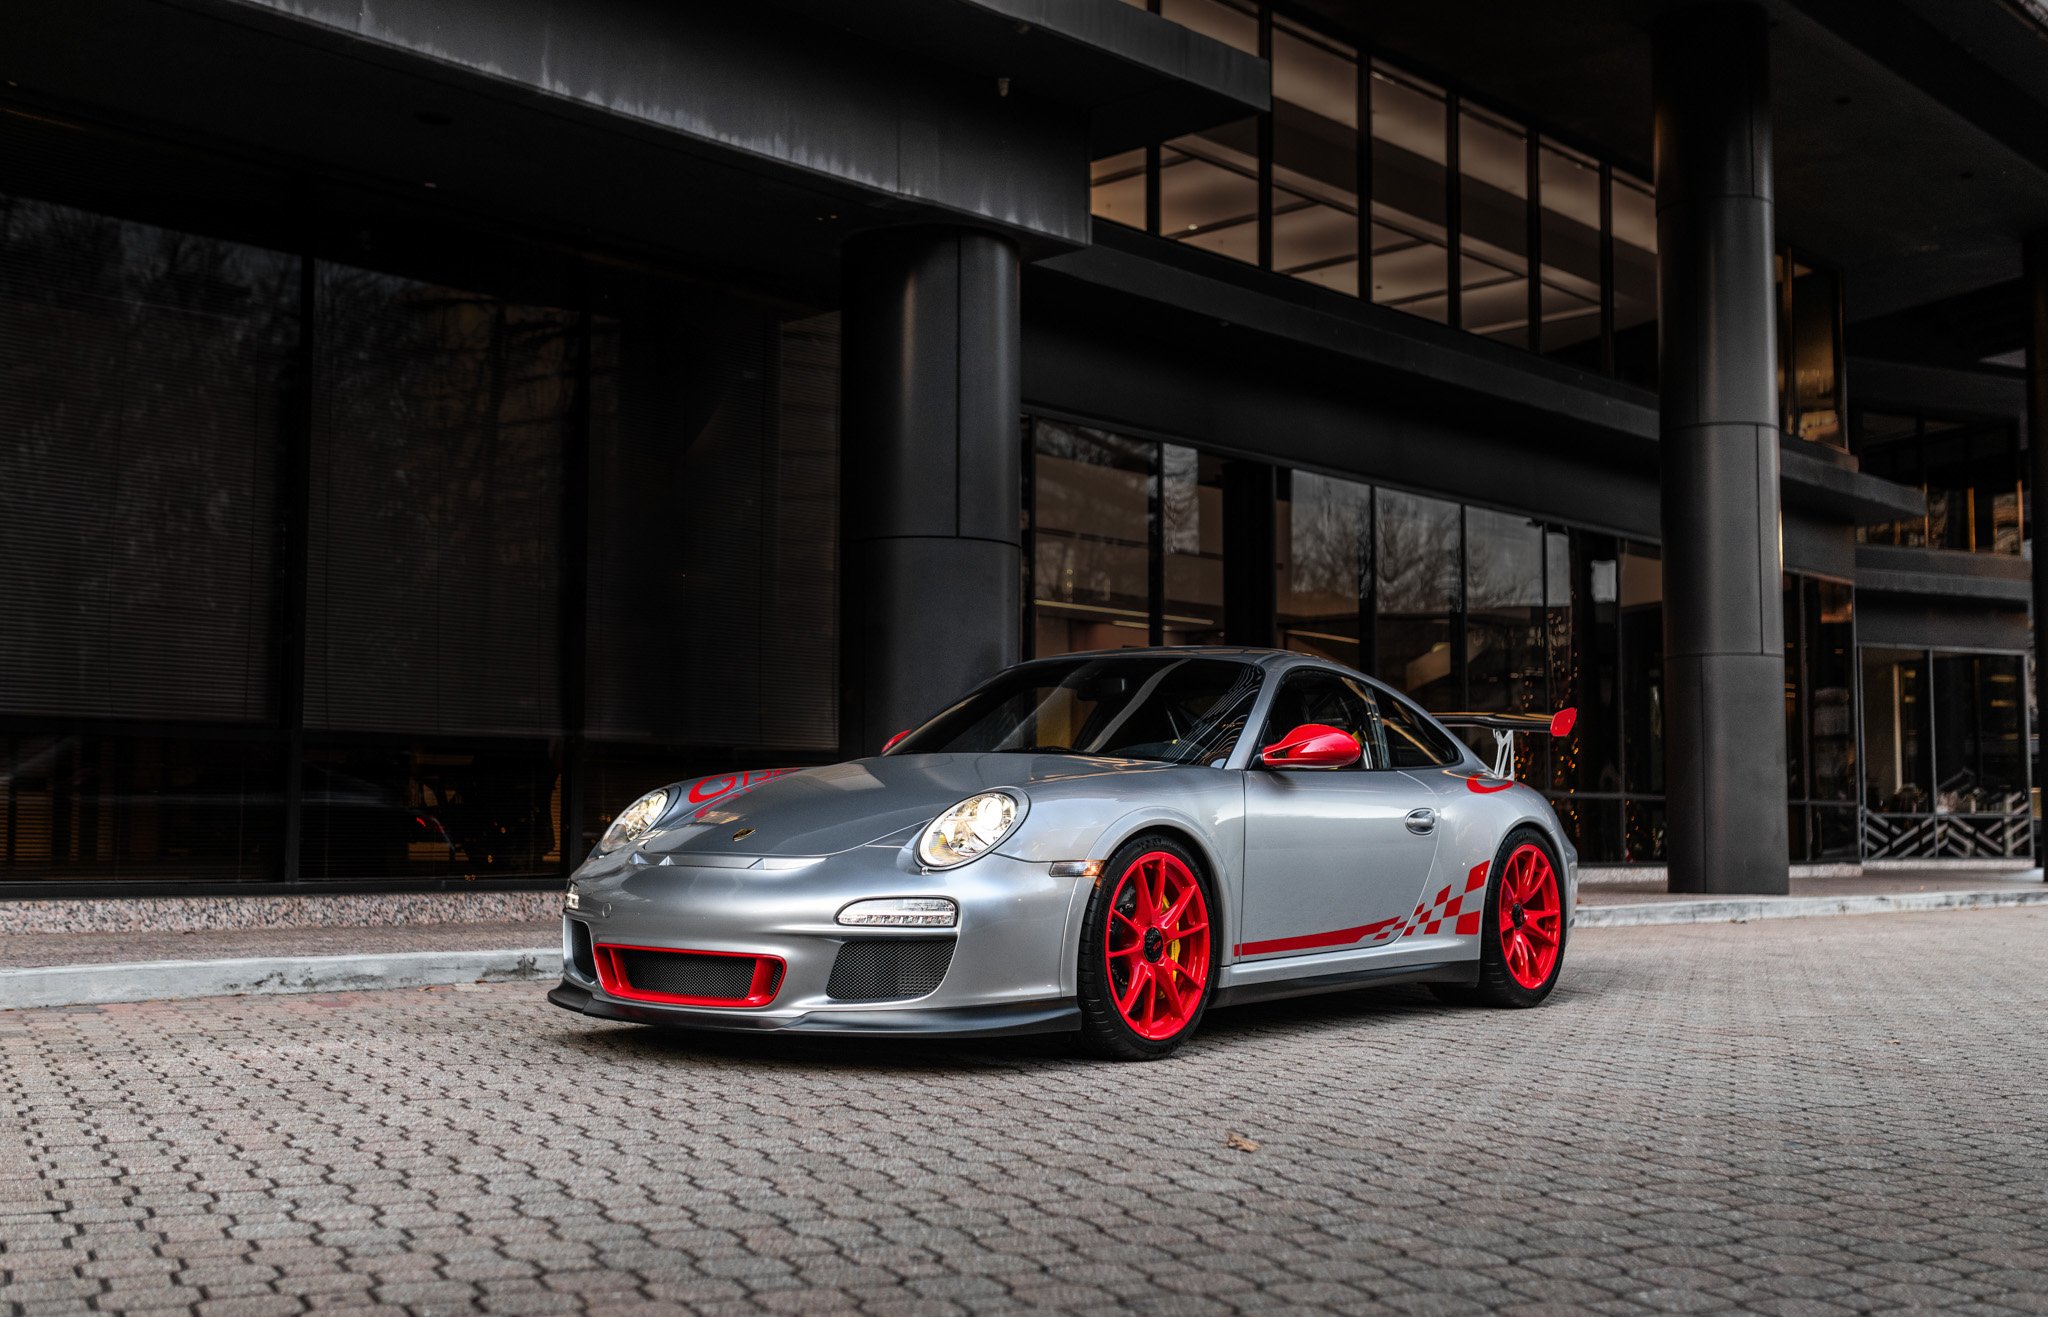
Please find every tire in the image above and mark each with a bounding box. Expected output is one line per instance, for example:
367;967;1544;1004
1429;827;1567;1009
1075;834;1219;1061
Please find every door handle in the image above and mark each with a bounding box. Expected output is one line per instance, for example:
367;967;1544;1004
1405;808;1435;835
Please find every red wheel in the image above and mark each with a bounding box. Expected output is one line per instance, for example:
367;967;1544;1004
1102;850;1212;1041
1431;828;1566;1008
1076;835;1218;1059
1497;842;1562;990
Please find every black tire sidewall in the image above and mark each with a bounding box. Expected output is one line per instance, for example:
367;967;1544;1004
1075;833;1219;1060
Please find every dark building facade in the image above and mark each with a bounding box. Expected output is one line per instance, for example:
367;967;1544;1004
0;0;2040;898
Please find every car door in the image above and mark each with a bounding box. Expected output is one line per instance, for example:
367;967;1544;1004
1237;668;1442;960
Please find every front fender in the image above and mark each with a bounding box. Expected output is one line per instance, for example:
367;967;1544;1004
1042;800;1245;993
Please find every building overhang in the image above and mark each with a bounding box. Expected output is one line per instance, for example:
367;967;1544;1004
764;0;1271;155
1855;544;2033;605
1040;222;1931;533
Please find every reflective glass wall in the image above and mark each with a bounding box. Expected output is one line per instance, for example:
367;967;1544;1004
1102;0;1658;381
1855;411;2025;555
1783;576;1858;860
1861;647;2030;858
1105;4;1851;422
0;158;839;888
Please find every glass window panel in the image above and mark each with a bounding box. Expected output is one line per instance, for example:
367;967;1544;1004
1624;797;1666;862
1554;798;1621;866
1465;507;1547;770
1619;542;1662;794
1458;108;1529;346
300;741;560;881
1272;20;1359;293
0;733;283;882
307;266;571;737
584;307;840;749
1160;120;1260;263
1029;421;1154;657
1783;577;1804;800
1862;647;1931;813
1786;260;1843;448
1611;171;1657;388
1162;445;1226;645
0;198;292;723
1807;579;1856;805
1370;66;1449;323
1538;141;1603;366
1277;469;1372;668
1932;652;2027;812
1090;149;1146;230
1374;488;1460;707
1158;0;1259;53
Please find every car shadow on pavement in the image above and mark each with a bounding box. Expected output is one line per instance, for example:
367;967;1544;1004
540;976;1602;1071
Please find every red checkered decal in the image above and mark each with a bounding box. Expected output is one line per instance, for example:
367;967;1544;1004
1394;860;1490;939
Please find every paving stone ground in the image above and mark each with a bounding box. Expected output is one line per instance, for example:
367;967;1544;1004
3;908;2045;1315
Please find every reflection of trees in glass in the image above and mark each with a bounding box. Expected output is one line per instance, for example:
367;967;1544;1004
1031;421;1150;619
307;265;573;737
0;195;297;721
1374;489;1460;614
1285;472;1370;607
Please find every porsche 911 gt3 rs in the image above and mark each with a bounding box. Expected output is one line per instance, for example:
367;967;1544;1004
549;648;1577;1059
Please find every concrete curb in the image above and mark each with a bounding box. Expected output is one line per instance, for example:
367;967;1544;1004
0;948;556;1011
1576;886;2048;928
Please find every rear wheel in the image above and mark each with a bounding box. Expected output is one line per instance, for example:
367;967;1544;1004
1076;835;1217;1060
1431;828;1566;1008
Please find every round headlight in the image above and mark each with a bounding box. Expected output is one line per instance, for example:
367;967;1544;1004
916;791;1024;869
598;788;669;854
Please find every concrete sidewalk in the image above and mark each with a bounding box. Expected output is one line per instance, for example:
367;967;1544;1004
3;876;2043;1010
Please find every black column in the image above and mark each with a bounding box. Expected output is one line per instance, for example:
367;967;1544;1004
2025;234;2048;866
839;226;1022;758
1654;3;1790;895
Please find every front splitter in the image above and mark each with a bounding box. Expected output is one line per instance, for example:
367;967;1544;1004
547;981;1080;1038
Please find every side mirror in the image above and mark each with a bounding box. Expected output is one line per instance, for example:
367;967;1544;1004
1259;723;1362;770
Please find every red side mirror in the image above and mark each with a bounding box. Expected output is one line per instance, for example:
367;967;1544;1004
881;729;911;754
1260;723;1361;770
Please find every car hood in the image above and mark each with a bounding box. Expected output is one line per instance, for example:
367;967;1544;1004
635;753;1177;859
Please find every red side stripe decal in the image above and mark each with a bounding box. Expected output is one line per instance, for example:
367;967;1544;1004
1235;860;1496;956
1232;916;1405;958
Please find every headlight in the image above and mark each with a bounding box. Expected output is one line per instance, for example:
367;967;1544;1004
598;788;669;854
916;790;1024;869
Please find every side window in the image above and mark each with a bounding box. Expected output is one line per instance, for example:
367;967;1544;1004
1374;689;1465;768
1256;671;1386;770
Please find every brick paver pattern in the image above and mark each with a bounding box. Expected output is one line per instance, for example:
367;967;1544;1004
3;908;2046;1314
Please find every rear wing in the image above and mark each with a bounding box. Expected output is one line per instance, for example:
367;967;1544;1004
1433;708;1577;780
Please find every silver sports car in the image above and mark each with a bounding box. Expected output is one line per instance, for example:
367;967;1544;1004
549;648;1577;1059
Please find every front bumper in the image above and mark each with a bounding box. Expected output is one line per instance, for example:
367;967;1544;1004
547;981;1078;1037
551;842;1089;1035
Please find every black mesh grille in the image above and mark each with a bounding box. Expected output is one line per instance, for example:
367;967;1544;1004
568;920;596;981
826;939;956;1002
614;949;762;1000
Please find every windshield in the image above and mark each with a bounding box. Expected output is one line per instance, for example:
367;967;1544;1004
894;656;1264;765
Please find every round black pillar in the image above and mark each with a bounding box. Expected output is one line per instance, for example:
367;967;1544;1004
838;226;1022;758
1654;3;1790;894
2024;234;2048;867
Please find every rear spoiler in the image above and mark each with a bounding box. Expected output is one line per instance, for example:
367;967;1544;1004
1433;708;1577;780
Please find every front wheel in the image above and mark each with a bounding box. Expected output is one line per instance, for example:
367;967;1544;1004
1075;835;1218;1060
1431;828;1566;1008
